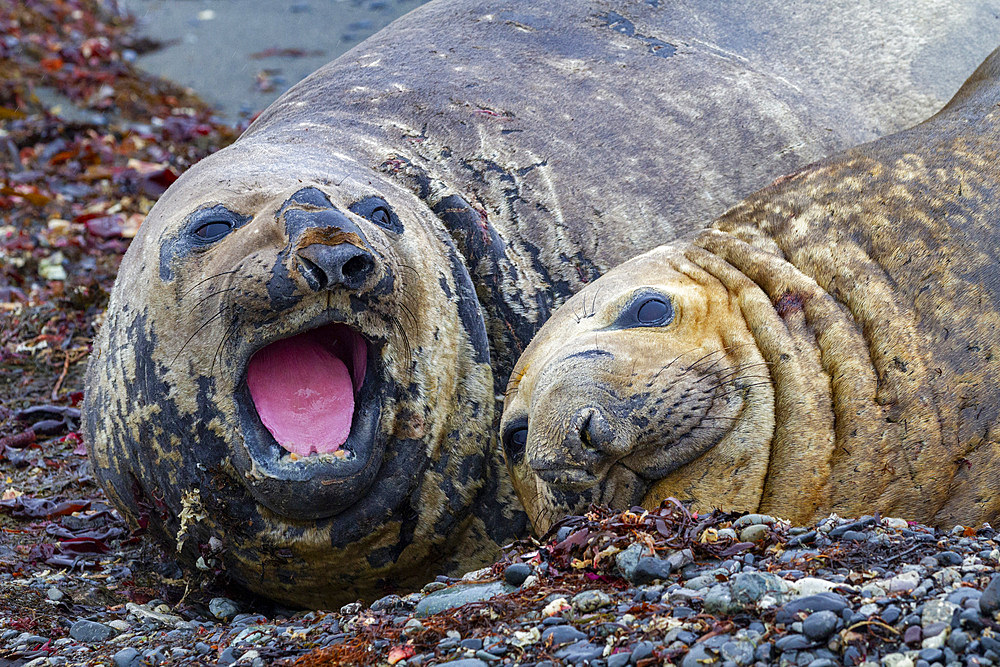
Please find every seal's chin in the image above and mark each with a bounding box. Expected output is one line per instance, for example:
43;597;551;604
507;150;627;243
247;324;367;458
232;319;387;520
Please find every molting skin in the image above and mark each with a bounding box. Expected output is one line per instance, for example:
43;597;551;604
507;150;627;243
503;46;1000;536
83;0;1000;606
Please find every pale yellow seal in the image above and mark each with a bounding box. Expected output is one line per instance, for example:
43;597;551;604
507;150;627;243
503;47;1000;534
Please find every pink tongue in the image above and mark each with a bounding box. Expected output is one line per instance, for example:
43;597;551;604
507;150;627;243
247;335;354;456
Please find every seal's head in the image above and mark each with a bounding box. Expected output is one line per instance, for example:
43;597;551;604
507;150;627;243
84;139;503;606
501;244;774;533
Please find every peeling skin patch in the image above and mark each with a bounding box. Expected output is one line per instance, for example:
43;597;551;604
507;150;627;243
176;489;207;553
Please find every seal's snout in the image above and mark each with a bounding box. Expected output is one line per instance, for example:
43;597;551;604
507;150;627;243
297;243;375;291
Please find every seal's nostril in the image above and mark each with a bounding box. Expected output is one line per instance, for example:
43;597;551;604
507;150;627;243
343;255;375;283
296;243;375;291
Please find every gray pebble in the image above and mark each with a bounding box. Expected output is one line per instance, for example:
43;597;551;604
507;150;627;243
209;597;240;621
217;647;238;666
112;648;141;667
683;643;721;667
555;640;604;662
631;556;673;584
370;594;404;612
981;574;1000;617
571;589;612;612
776;593;849;624
607;653;631;667
802;610;840;641
541;625;586;647
632;640;655;662
721;640;756;666
775;634;813;652
503;563;532;587
69;619;116;643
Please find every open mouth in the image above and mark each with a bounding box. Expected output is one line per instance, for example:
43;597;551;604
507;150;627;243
246;323;367;457
232;318;387;520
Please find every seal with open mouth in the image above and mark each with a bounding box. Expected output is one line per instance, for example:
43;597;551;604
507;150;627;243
501;46;1000;535
84;0;1000;606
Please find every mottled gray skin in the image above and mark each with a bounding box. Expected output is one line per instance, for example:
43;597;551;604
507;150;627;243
84;0;1000;607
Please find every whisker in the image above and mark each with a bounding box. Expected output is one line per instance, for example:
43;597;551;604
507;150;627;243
684;348;728;372
180;269;240;298
171;308;227;365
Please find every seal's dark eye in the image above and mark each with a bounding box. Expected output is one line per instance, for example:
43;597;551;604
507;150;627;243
370;207;391;228
637;297;670;324
185;205;249;246
502;419;528;465
194;220;233;241
613;293;674;329
349;196;403;233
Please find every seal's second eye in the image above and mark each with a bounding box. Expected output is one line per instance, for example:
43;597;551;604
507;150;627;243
370;207;391;228
637;297;670;324
194;220;233;241
349;196;403;233
613;293;674;328
502;420;528;465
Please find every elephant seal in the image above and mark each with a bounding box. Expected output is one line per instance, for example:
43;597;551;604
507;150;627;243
84;0;1000;607
502;46;1000;535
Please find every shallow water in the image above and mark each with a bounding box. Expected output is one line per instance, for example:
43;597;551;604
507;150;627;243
121;0;430;122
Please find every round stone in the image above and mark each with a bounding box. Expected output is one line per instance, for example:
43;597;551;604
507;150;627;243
802;611;840;641
503;563;532;587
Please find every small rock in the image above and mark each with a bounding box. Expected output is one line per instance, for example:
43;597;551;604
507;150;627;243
922;599;959;628
414;582;510;618
903;625;922;645
630;556;673;584
503;563;532;587
885;571;920;593
775;593;849;624
881;653;913;667
730;572;787;607
739;524;769;543
683;643;722;667
69;619;116;643
802;610;840;641
571;589;612;612
664;548;695;571
370;594;405;612
774;633;812;651
733;514;778;529
112;648;141;667
209;597;240;621
541;625;586;647
615;543;649;580
607;653;631;667
980;574;1000;618
554;640;604;662
46;587;64;602
631;640;655;663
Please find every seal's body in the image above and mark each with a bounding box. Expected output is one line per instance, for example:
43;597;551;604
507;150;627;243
84;0;1000;606
502;48;1000;535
